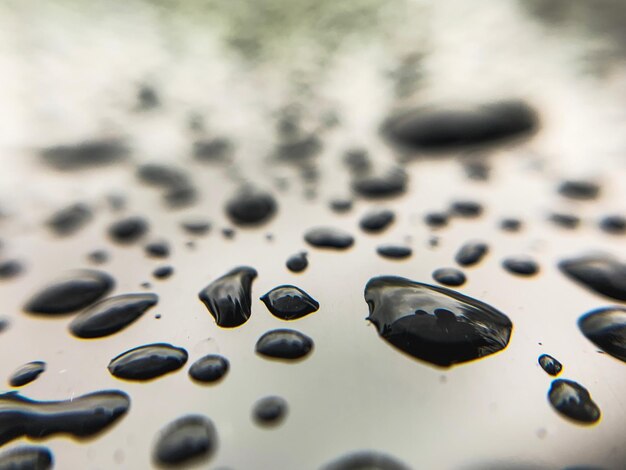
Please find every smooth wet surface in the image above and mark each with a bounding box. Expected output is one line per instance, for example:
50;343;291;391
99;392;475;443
260;285;319;320
547;379;601;424
578;307;626;362
153;415;217;467
108;343;188;381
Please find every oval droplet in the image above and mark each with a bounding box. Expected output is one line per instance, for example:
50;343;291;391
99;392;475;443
9;361;46;387
24;270;114;315
322;450;411;470
225;187;277;226
108;343;188;381
547;379;601;424
144;240;170;258
0;389;130;446
351;167;408;199
255;329;314;361
198;267;258;328
359;209;395;233
538;354;562;376
153;266;174;280
432;268;466;287
455;241;489;267
260;285;319;320
0;260;23;280
286;252;308;273
252;396;288;427
502;256;539;276
558;254;626;301
188;355;229;384
599;215;626;235
69;293;158;339
153;415;218;467
46;203;92;236
0;445;53;470
578;306;626;362
557;180;600;201
450;200;483;218
376;245;412;260
304;227;354;250
364;276;512;367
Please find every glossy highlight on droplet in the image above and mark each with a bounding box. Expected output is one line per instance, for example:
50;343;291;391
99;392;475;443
252;396;288;427
455;241;489;267
9;361;46;387
260;285;319;320
547;379;601;424
359;209;395;233
432;268;466;287
286;252;308;273
188;355;229;384
376;245;412;260
0;445;53;470
304;227;354;250
225;187;277;226
108;343;188;381
255;329;314;361
559;254;626;301
578;306;626;362
153;415;218;467
502;256;539;276
538;354;562;376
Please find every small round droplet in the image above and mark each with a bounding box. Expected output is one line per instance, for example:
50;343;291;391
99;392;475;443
225;187;277;226
578;306;626;362
0;445;53;470
549;212;580;229
153;266;174;280
286;252;308;273
153;415;218;467
599;215;626;235
108;343;188;381
9;361;46;387
359;209;395;233
547;379;601;424
304;227;354;250
502;256;539;276
108;216;149;244
145;241;170;258
188;355;229;384
450;200;483;218
432;268;466;287
538;354;562;376
255;329;314;361
455;241;488;267
424;212;448;228
252;396;288;427
260;285;319;320
500;218;522;232
376;245;412;260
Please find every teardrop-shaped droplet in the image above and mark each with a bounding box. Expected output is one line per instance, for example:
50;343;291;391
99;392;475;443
359;209;395;233
9;361;46;387
558;254;626;301
69;293;158;338
286;252;308;273
376;245;412;260
578;306;626;362
547;379;601;424
153;415;218;467
24;270;114;315
0;445;53;470
252;396;288;427
322;450;411;470
198;266;258;328
108;343;188;381
255;329;314;361
364;276;512;367
0;389;130;446
502;256;539;276
538;354;562;376
455;241;489;267
225;187;277;226
188;355;229;384
260;285;319;320
432;268;466;287
304;227;354;249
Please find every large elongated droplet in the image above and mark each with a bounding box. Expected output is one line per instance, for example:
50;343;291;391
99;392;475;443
0;390;130;446
0;445;53;470
24;270;114;315
547;379;601;424
198;267;258;328
364;276;512;367
69;293;158;338
578;306;626;362
108;343;188;381
153;415;218;467
559;254;626;301
260;285;319;320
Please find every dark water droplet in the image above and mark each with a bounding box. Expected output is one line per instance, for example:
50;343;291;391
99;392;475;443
558;180;600;201
69;293;158;338
558;254;626;301
193;138;233;163
0;445;53;470
549;212;581;229
9;362;46;387
108;343;188;381
500;218;523;232
286;252;308;273
40;140;128;171
137;85;159;110
364;276;512;367
463;159;491;181
351;167;408;199
376;245;412;260
141;282;152;289
455;241;489;267
221;228;235;239
599;215;626;235
252;396;288;426
198;267;258;328
181;219;211;236
108;216;149;244
137;163;188;188
450;200;483;218
163;185;197;209
359;209;395;233
153;266;174;280
225;187;277;226
432;268;467;287
87;249;109;264
538;354;562;376
24;270;114;315
383;101;538;151
322;450;411;470
578;306;626;362
547;379;601;424
153;415;217;467
343;148;371;174
330;198;353;213
47;203;92;236
255;329;314;361
188;355;229;383
0;389;130;445
304;227;354;249
276;135;322;162
424;211;449;229
0;318;9;335
0;260;23;280
261;285;319;320
145;240;170;258
503;256;540;276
